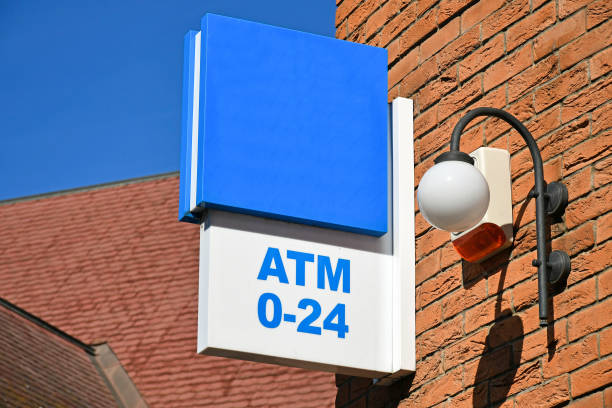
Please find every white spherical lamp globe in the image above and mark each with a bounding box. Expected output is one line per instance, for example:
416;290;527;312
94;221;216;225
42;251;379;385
417;160;490;232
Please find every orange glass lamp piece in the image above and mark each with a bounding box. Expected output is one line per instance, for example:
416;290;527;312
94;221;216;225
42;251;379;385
452;222;507;262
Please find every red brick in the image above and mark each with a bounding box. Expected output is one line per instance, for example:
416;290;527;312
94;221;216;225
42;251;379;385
419;265;462;307
416;0;437;17
543;334;598;378
564;131;612;174
566;184;612;229
417;315;464;359
564;167;593;203
364;0;401;40
553;221;595;256
569;240;612;285
461;0;505;32
438;0;472;25
414;367;463;407
512;222;538;257
538;115;590;164
346;0;380;33
513;278;539;311
535;63;589;112
559;0;592;18
336;20;347;39
399;9;437;54
587;0;612;28
442;279;487;320
597;211;612;243
514;376;570;407
488;253;534;294
349;377;373;401
517;303;550;335
412;352;443;388
461;124;484;154
380;3;416;47
438;76;482;121
421;17;460;61
416;227;450;258
463;86;508;128
518;320;568;364
594;155;612;188
416;301;443;335
486;313;530;349
443;329;487;370
591;47;612;80
387;38;401;65
531;0;549;9
606;387;612;406
484;45;532;91
440;242;462;269
488;135;508;150
464;295;512;334
416;120;454;160
414;154;435;185
388;84;399;102
599;267;612;300
490;359;542;402
417;69;457;110
512;157;563;207
483;95;535;143
388;48;418;88
508;54;558;103
459;33;504;81
601;325;612;356
561;74;612;122
415;211;432;238
336;0;361;26
435;25;480;72
553;279;596;318
571;357;612;397
416;250;441;285
515;106;561;152
568;393;604;407
399;57;439;96
450;385;488;408
347;24;366;42
482;0;530;40
592;103;612;136
507;2;556;52
463;345;513;386
414;105;437;139
560;19;612;70
534;10;586;60
568;296;612;340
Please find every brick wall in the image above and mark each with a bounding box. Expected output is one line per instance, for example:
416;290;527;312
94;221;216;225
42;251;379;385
336;0;611;407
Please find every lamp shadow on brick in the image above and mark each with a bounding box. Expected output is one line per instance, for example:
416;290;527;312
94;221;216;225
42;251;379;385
466;201;522;406
468;192;565;407
471;260;524;407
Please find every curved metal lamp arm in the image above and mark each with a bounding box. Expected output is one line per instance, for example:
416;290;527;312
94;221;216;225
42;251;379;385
446;107;569;326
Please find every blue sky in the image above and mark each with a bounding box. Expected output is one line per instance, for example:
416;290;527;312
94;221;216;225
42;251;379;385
0;1;335;201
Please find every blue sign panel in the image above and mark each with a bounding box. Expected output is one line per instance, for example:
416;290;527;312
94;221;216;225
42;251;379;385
180;14;388;236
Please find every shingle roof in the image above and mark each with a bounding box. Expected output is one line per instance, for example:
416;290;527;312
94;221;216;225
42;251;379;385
0;298;119;407
0;175;336;407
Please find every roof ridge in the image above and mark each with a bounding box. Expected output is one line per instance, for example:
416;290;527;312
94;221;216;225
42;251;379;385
0;171;178;206
0;297;96;355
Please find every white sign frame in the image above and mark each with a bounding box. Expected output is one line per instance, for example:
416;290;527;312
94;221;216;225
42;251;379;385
197;98;415;379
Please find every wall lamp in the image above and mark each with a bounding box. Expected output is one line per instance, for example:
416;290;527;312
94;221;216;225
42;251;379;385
417;107;571;326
